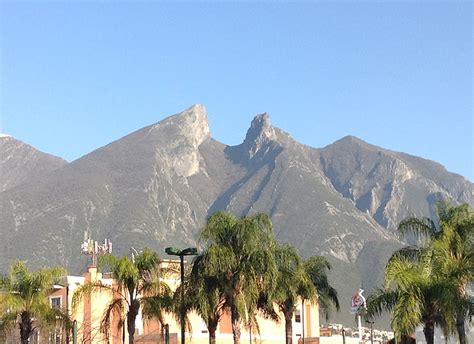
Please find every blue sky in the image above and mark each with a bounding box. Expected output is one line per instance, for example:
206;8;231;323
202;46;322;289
1;1;472;180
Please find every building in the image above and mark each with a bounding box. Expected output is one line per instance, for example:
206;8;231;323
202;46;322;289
53;261;321;344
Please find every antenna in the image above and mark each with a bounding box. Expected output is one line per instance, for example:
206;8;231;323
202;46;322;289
81;233;113;267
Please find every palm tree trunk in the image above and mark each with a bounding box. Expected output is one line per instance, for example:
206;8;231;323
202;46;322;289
423;321;435;344
231;304;241;344
127;312;136;344
127;297;141;344
208;317;218;344
128;322;135;344
456;313;466;344
284;312;293;344
209;328;217;344
19;312;33;344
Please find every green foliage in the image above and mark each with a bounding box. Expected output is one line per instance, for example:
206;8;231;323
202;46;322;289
269;244;314;344
72;248;172;344
193;211;340;344
197;211;278;344
367;202;474;344
0;261;68;344
304;256;340;318
272;243;313;316
186;254;226;322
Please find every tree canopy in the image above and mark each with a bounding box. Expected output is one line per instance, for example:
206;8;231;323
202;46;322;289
72;248;172;344
367;202;473;344
0;261;68;344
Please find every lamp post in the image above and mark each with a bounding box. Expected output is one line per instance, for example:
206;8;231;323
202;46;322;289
165;247;198;344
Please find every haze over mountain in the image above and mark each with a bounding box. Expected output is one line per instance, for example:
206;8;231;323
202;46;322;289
1;105;472;324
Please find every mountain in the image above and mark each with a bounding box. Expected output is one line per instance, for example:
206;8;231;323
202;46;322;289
320;135;472;231
0;105;472;325
0;134;67;192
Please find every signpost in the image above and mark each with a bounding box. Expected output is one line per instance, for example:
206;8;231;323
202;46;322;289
350;288;366;343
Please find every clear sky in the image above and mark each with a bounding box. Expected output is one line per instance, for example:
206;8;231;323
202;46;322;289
1;1;472;180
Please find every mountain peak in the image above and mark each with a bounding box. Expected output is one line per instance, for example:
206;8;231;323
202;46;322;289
339;135;369;145
148;104;211;177
242;113;277;158
329;135;383;153
180;103;207;121
152;103;211;144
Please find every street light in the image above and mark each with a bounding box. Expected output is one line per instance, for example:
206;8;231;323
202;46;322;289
165;247;198;344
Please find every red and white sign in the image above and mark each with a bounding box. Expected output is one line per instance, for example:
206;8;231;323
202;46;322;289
350;288;366;314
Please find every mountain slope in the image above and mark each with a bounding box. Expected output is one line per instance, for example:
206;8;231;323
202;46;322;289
0;105;216;270
319;135;473;231
0;105;471;325
0;135;67;192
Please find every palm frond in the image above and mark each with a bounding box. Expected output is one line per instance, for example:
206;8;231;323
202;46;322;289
304;255;340;315
398;217;438;240
389;246;422;263
365;288;398;318
100;297;126;342
72;281;118;311
0;311;18;339
391;291;422;338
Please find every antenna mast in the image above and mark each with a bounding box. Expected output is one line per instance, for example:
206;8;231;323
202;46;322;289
81;231;113;266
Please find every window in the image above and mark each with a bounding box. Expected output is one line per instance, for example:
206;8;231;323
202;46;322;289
50;297;61;309
295;309;301;323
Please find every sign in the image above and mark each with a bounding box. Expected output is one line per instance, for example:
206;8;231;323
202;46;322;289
350;288;366;314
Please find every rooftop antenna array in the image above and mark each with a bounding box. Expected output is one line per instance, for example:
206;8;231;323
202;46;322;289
81;231;112;267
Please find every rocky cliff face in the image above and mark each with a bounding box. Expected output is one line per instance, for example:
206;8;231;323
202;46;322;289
149;103;210;177
0;105;472;325
319;136;473;231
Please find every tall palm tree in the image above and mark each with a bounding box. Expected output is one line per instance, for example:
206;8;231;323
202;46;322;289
72;248;172;344
0;261;68;344
271;243;315;344
199;211;278;344
366;246;457;344
398;202;473;343
303;256;340;321
182;253;226;344
267;246;339;344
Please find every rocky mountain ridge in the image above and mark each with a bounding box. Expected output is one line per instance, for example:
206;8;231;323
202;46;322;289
0;134;67;192
1;105;472;325
320;135;471;230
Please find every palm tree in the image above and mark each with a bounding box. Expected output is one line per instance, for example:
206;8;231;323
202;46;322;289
398;202;473;343
303;256;340;321
72;248;172;344
271;243;315;344
199;211;278;344
366;246;457;344
0;261;68;344
182;253;226;344
266;245;339;344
